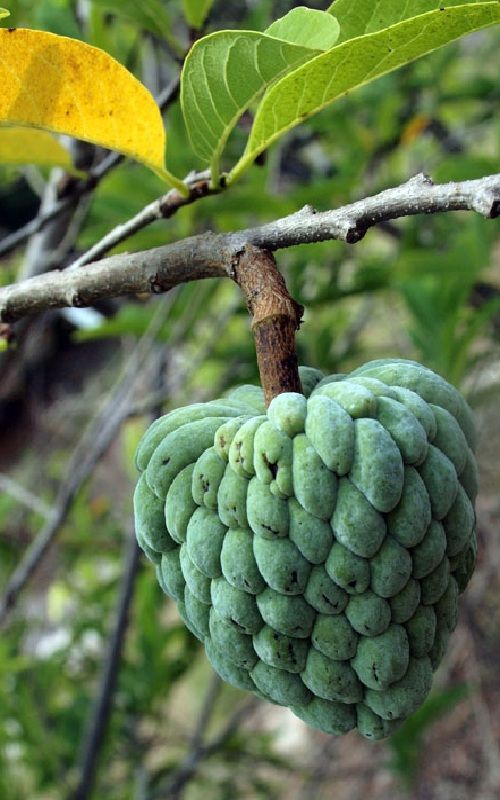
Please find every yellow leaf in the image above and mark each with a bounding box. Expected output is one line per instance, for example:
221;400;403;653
0;125;76;169
0;28;167;176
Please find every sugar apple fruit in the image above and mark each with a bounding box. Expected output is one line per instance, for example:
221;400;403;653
134;359;477;740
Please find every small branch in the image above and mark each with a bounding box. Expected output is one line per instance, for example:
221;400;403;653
1;173;499;323
151;697;259;799
234;245;303;405
70;531;141;800
0;474;52;520
0;76;181;260
0;386;132;626
69;170;218;270
71;344;172;800
0;298;176;626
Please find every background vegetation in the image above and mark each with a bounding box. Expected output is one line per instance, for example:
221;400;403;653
0;2;499;799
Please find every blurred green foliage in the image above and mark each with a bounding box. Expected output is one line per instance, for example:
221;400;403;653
388;684;470;789
0;1;499;798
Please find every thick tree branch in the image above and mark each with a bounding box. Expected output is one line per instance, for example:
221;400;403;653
1;173;498;323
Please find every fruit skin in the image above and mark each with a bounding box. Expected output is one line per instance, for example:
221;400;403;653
134;360;478;740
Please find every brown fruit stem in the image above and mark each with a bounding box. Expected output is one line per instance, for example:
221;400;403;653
233;244;304;407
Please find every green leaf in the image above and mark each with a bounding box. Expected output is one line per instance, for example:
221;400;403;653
328;0;494;42
182;0;214;29
265;7;340;49
181;8;339;176
231;3;500;182
91;0;174;41
0;8;9;20
34;0;82;39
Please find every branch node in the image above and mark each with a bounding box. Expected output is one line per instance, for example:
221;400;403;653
471;190;500;218
149;275;165;294
345;221;367;244
68;289;86;308
408;172;434;187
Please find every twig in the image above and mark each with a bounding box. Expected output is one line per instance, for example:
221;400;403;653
68;169;217;270
189;674;223;754
70;530;141;800
151;697;260;799
0;473;52;520
71;340;173;800
0;385;132;626
0;76;181;260
1;172;498;323
0;297;176;626
125;296;241;418
19;139;96;281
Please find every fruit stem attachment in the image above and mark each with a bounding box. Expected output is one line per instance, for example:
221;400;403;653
233;244;304;407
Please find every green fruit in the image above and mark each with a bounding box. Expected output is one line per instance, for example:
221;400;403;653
228;416;267;478
411;520;447;579
192;447;226;509
389;578;421;624
405;605;437;657
387;467;431;547
146;417;229;498
134;473;176;556
305;394;354;475
256;587;315;637
289;498;334;564
220;527;265;594
251;660;312;706
370;536;412;598
134;359;478;739
311;613;358;660
254;421;293;497
253;535;311;595
292;434;337;519
210;577;263;634
136;401;257;471
217;465;249;528
186;507;226;579
326;541;370;595
345;590;391;636
267;392;307;437
376;396;428;465
304;565;348;614
165;464;196;544
332;478;385;558
351;624;409;690
350;418;404;513
209;608;257;669
313;380;377;418
253;625;308;673
301;648;363;703
214;416;252;460
247;477;289;539
293;697;356;735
